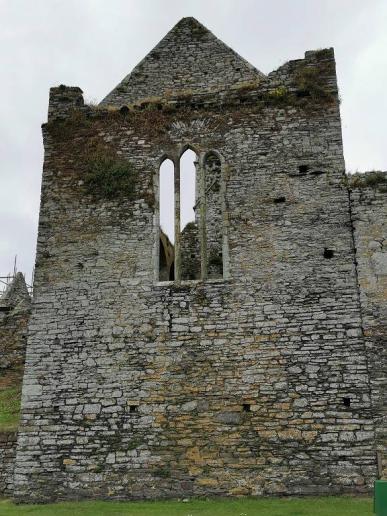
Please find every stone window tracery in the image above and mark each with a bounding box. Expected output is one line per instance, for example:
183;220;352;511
156;148;227;282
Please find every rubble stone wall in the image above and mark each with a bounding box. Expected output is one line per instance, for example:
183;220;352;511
13;42;381;502
180;223;200;280
0;310;30;375
350;180;387;478
0;432;17;496
0;274;31;495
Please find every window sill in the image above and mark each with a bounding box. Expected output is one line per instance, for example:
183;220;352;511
154;277;229;288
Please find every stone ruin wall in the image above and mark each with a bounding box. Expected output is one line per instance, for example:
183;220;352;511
350;177;387;478
13;49;379;502
0;432;18;497
0;273;31;496
10;19;385;502
0;304;30;378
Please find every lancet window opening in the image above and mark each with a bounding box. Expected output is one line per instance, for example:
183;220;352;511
158;159;175;281
157;148;227;282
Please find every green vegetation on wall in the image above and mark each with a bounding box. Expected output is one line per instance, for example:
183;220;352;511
295;66;335;101
348;171;387;192
84;153;137;200
0;386;21;431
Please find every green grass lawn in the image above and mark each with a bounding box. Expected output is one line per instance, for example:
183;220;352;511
0;496;373;515
0;386;21;431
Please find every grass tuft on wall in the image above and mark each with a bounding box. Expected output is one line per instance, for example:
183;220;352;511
84;154;137;200
348;171;387;192
294;66;335;102
0;386;21;431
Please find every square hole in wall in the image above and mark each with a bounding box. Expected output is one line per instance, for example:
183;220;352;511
343;397;351;408
298;165;309;175
323;248;334;259
242;403;251;413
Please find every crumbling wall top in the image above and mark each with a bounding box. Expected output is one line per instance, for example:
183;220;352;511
48;85;84;121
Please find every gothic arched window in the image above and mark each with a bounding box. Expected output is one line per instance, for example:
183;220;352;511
157;149;227;282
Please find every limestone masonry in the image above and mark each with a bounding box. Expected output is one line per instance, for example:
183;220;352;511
3;17;387;502
0;273;31;496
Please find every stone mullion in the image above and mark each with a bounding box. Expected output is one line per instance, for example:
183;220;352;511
198;156;207;280
221;160;230;280
174;159;181;283
154;165;160;282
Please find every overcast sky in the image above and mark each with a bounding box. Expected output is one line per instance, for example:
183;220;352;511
1;0;386;283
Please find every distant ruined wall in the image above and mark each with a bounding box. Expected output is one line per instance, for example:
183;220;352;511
0;272;31;378
180;223;200;280
13;32;380;502
159;231;174;282
350;176;387;478
0;307;29;496
0;309;30;376
0;273;31;496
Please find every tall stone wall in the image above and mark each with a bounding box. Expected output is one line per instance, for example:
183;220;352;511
13;42;378;502
350;176;387;478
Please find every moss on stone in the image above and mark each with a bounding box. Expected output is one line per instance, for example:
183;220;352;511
232;79;261;93
153;467;171;478
315;48;333;59
265;86;293;106
45;110;94;140
127;439;143;450
294;66;335;102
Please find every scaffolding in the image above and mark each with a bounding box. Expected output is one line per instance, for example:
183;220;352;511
0;256;34;297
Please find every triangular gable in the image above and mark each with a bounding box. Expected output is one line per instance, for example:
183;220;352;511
101;17;264;106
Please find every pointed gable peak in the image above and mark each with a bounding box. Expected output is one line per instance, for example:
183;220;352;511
101;17;264;106
166;17;228;44
168;16;220;36
173;16;205;29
